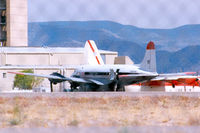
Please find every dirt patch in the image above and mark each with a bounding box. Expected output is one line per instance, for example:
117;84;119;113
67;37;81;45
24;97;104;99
0;93;200;128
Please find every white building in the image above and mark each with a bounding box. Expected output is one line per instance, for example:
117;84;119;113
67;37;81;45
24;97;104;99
0;47;117;92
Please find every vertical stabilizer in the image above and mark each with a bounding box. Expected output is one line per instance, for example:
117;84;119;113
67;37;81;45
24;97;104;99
140;41;157;72
84;40;104;65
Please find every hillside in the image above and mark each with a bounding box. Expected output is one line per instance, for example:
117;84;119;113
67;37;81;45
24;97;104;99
28;21;200;73
157;46;200;73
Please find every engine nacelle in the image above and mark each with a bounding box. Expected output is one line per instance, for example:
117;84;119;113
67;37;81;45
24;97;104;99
48;72;66;84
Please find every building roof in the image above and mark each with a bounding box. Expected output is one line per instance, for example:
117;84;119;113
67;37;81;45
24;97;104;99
0;47;117;54
0;65;77;70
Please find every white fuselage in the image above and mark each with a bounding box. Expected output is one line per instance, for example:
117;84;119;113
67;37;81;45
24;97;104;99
75;65;156;74
72;64;158;87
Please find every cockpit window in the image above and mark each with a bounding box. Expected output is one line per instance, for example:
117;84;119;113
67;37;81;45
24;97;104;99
73;70;81;77
84;72;109;76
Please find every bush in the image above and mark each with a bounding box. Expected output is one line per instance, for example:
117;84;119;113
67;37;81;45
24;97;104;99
13;69;43;90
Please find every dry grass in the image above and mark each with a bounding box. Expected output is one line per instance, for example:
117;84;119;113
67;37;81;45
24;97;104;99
0;95;200;127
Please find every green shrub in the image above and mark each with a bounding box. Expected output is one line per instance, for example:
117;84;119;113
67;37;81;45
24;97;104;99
13;69;43;90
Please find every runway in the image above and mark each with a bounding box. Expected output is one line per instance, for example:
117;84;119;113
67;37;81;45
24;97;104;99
1;92;200;98
1;127;200;133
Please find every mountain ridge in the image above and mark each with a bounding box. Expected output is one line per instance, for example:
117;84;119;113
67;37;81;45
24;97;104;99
28;21;200;73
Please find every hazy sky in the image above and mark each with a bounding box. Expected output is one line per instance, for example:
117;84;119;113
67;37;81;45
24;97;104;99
28;0;200;29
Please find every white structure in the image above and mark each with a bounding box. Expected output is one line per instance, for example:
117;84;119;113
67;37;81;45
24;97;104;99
0;47;118;92
0;0;28;46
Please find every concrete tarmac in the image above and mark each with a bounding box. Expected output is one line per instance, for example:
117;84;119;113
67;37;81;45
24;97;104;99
1;92;200;98
1;126;200;133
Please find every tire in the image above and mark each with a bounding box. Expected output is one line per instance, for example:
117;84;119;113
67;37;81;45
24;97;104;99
117;86;125;91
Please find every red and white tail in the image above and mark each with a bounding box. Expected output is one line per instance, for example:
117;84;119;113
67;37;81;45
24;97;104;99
84;40;105;65
140;41;157;72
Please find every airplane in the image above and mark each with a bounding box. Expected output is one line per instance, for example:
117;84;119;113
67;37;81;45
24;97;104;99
8;40;158;92
127;72;200;92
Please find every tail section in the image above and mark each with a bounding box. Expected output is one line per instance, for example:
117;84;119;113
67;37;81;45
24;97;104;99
140;41;157;72
84;40;105;65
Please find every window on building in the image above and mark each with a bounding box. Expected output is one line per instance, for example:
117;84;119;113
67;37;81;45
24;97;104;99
1;10;6;23
3;73;6;78
2;25;6;31
1;16;6;23
1;10;6;17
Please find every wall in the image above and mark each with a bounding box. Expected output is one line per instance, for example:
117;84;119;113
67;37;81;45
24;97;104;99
6;0;28;46
0;0;6;46
105;54;118;64
0;52;88;66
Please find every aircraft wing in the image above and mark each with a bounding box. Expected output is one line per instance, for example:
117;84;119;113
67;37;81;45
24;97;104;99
119;73;158;78
117;73;158;85
8;71;104;85
152;75;199;81
87;79;104;85
8;71;86;82
150;75;200;87
8;71;67;80
159;72;196;77
70;77;104;85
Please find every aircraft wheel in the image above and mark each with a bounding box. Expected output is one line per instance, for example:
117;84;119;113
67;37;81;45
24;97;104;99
108;82;118;91
71;88;79;92
172;84;175;88
117;86;125;91
70;84;79;92
114;84;117;91
79;84;94;92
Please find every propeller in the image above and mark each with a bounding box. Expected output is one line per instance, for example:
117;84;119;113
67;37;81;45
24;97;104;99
109;69;115;81
109;69;120;81
48;72;66;92
195;78;200;87
191;71;200;87
109;69;120;91
116;69;120;80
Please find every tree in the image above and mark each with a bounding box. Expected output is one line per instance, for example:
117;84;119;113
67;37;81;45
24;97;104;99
13;69;43;90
